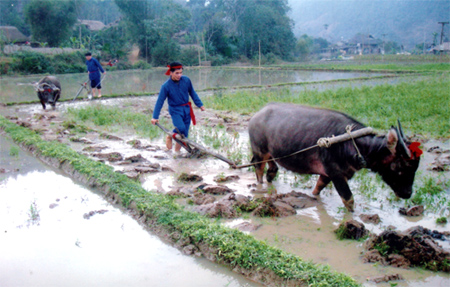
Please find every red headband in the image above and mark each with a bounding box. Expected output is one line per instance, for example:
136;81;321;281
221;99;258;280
165;65;183;76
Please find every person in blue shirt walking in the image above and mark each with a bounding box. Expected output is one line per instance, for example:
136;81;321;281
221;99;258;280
151;62;205;152
85;52;106;98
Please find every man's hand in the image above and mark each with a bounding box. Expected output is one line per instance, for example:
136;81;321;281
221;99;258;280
151;118;159;125
200;106;206;111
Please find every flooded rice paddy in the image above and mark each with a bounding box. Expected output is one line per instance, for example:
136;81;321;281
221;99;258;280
1;68;449;286
0;68;384;104
0;136;260;287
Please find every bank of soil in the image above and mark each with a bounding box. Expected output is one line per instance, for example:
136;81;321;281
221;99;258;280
1;98;449;286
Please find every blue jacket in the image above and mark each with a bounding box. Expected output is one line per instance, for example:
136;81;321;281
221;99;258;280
86;58;104;80
152;76;203;119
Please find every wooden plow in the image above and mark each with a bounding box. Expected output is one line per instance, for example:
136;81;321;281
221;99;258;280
155;123;237;167
155;123;374;170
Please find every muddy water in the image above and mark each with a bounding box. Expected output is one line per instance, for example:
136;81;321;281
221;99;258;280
1;68;383;104
0;135;261;287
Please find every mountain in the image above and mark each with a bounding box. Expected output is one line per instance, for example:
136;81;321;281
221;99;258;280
288;0;450;49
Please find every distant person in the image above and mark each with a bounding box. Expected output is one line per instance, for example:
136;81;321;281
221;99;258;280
151;62;205;152
85;52;106;98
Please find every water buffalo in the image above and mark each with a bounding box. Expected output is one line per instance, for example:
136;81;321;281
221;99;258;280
33;76;61;110
248;103;422;212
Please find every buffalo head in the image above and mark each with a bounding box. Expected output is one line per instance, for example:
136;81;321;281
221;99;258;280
376;120;421;199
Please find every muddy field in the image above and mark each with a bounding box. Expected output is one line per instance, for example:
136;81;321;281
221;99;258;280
0;135;260;287
1;83;449;287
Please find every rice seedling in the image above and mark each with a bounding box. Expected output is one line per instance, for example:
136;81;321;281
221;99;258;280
408;175;449;210
9;146;19;157
436;217;447;224
27;199;40;224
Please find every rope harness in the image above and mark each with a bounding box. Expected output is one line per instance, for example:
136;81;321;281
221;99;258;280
232;125;374;169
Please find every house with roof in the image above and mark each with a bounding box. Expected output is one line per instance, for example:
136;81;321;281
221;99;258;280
0;26;30;44
432;42;450;54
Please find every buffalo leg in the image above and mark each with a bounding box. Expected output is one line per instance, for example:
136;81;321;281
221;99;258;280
252;153;271;184
312;175;331;195
330;176;354;212
252;155;266;184
266;158;278;182
40;100;46;110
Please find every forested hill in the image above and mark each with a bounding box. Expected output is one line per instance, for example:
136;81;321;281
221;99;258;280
288;0;450;48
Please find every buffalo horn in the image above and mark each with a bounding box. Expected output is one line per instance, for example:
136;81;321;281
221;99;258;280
397;119;407;140
396;125;411;158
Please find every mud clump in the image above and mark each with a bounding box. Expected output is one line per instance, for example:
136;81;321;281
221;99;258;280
193;192;251;218
197;184;233;195
191;193;216;205
99;133;123;141
83;209;108;219
278;191;318;209
335;220;369;240
92;152;123;162
363;226;450;272
178;172;203;182
368;273;404;283
251;197;297;217
360;214;381;224
399;205;424;216
124;154;149;163
193;200;238;218
427;145;450;171
213;174;240;183
251;191;318;217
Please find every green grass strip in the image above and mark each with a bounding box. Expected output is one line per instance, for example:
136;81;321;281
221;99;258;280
275;62;450;73
0;115;360;287
203;76;450;138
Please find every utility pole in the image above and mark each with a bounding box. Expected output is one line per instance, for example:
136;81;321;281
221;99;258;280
438;21;449;45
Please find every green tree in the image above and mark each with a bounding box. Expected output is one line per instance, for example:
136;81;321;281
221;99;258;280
0;0;31;36
24;0;77;47
115;0;190;64
295;34;313;60
214;0;295;60
384;41;400;54
204;20;232;57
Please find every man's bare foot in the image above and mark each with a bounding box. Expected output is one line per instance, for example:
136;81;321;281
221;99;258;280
174;142;182;152
166;135;173;150
98;95;102;98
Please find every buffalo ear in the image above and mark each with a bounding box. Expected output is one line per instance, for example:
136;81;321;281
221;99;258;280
386;128;398;154
387;127;412;158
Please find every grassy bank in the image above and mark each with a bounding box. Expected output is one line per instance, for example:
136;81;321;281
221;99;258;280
203;76;450;138
275;55;450;73
0;115;360;287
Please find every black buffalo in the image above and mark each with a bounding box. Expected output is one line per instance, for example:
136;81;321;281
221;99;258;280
248;103;421;212
34;76;61;110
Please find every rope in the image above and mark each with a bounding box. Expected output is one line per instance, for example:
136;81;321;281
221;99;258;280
232;126;374;169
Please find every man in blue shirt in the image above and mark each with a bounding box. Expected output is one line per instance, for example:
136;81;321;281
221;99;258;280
151;62;205;152
85;52;106;98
